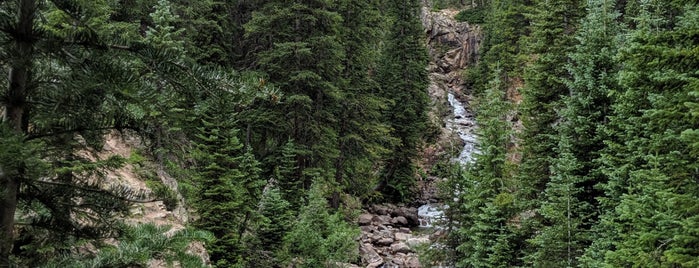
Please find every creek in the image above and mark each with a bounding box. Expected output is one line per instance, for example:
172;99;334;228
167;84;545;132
357;4;481;267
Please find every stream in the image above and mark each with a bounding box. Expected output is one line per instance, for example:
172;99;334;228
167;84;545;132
416;4;480;232
417;91;478;229
356;5;481;268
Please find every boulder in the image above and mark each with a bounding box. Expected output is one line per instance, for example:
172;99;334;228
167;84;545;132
358;213;373;225
407;237;430;248
391;216;409;226
404;256;421;268
332;263;361;268
360;243;383;267
360;225;374;233
372;215;392;226
390;242;413;254
371;204;390;215
367;261;383;268
375;237;394;246
395;232;412;241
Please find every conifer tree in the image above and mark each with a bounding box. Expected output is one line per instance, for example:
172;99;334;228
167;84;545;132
244;0;345;194
0;1;154;264
586;2;699;266
255;186;293;263
529;0;621;265
376;0;430;201
518;0;583;203
332;0;394;206
453;72;521;267
190;104;265;266
281;182;359;267
0;1;274;265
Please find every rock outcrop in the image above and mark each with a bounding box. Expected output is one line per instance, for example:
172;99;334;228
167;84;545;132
358;204;428;268
419;6;482;174
422;8;480;75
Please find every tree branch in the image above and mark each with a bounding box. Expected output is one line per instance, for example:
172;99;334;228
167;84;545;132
25;125;139;141
33;180;157;203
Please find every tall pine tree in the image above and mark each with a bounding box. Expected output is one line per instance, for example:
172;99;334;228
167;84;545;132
588;2;699;266
529;0;621;265
244;0;345;198
376;0;430;201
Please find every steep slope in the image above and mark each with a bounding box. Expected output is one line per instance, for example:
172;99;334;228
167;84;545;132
356;4;482;268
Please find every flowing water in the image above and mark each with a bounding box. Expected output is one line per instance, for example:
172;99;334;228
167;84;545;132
417;92;478;229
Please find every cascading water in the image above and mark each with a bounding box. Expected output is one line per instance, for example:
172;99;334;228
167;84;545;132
418;91;478;228
417;3;481;232
446;92;479;164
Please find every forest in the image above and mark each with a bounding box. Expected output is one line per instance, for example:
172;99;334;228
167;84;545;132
0;0;697;267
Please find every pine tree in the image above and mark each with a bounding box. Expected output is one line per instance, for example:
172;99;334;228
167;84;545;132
255;186;293;262
244;0;345;194
188;93;266;266
0;0;273;265
0;1;154;265
332;0;394;206
588;2;699;266
280;182;359;267
40;224;213;267
518;0;583;203
529;0;621;265
453;72;521;267
376;0;431;201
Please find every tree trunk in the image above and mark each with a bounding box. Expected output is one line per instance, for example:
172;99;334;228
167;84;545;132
1;0;35;266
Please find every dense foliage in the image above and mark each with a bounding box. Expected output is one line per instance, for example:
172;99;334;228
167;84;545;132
3;0;696;266
446;0;699;266
0;0;430;266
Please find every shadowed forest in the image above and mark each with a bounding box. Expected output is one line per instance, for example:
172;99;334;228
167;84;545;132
1;0;698;267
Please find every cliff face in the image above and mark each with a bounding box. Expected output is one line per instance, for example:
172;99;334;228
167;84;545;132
421;7;481;96
419;6;482;173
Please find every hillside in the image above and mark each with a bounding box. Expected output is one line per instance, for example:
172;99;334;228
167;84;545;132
2;0;699;267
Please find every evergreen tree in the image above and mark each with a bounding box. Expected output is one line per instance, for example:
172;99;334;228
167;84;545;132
529;0;621;265
40;224;213;268
518;0;583;203
587;2;699;266
255;186;294;264
376;0;431;201
453;72;521;267
280;182;359;267
332;0;394;206
244;0;345;195
190;105;265;266
0;0;274;265
0;1;153;265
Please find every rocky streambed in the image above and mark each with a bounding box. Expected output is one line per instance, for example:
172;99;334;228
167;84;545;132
356;4;481;268
357;204;440;268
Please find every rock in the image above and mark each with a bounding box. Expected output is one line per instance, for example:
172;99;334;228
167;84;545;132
404;255;421;268
376;237;394;246
407;237;430;248
372;215;391;226
332;262;361;268
395;232;412;241
367;261;383;268
360;225;374;233
403;208;420;226
391;216;408;226
371;204;390;215
390;242;413;254
399;227;411;233
360;243;383;267
358;213;373;225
